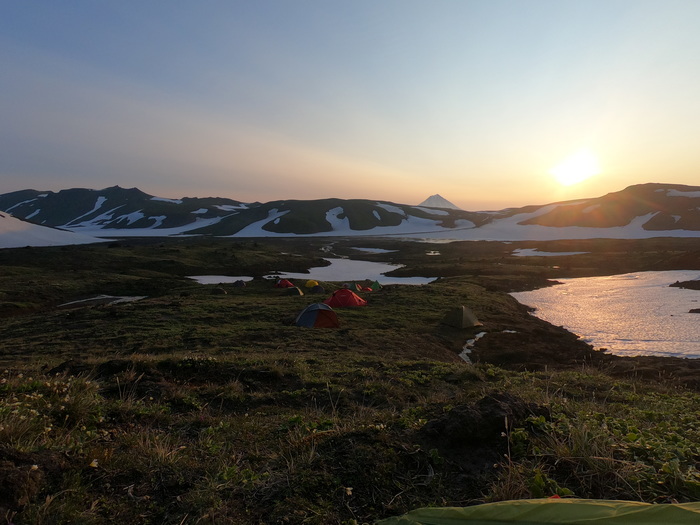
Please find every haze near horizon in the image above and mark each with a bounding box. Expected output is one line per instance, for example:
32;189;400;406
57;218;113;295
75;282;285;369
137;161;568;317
2;1;700;210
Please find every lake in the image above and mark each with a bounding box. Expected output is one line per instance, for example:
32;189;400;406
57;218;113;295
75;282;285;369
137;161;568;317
189;257;434;286
511;270;700;359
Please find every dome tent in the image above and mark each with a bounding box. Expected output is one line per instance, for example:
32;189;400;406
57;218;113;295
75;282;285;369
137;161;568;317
323;288;367;307
370;280;383;291
275;279;295;288
294;303;339;328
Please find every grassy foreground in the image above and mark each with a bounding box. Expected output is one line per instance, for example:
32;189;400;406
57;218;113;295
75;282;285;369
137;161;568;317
0;237;699;524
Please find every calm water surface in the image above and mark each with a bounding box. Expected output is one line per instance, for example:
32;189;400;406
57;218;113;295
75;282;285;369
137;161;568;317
190;258;434;285
511;270;700;359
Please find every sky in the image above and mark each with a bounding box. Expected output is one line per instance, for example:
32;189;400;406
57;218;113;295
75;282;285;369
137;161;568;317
2;1;700;211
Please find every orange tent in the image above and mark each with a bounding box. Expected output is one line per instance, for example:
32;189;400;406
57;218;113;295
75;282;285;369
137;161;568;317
323;288;367;307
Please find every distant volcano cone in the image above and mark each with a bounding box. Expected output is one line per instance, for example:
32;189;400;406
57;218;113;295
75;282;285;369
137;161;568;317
419;194;462;210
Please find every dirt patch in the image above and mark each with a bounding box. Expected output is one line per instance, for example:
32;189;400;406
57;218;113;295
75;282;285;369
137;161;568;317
0;447;69;513
418;392;548;476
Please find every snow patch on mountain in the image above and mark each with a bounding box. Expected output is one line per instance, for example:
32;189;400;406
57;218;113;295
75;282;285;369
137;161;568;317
326;207;350;231
414;206;450;216
115;211;145;226
80;216;227;237
665;189;700;198
232;209;291;236
214;204;248;211
63;197;111;226
0;212;103;248
6;198;38;213
376;203;407;217
149;216;167;227
416;211;700;242
151;197;183;204
67;206;123;229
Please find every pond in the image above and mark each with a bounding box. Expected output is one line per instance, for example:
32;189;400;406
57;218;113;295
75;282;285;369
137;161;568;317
189;257;434;286
511;270;700;358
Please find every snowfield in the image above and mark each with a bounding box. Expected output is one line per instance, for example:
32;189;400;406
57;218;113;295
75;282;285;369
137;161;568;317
0;212;103;248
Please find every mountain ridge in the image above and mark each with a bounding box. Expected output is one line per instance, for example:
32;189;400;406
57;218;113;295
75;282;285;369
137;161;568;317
0;183;699;248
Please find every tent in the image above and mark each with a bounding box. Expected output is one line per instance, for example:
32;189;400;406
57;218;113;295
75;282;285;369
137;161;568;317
232;280;246;288
376;498;700;525
442;305;483;328
323;288;367;307
305;279;319;288
294;303;339;328
275;279;295;288
370;280;383;291
310;284;326;294
286;286;304;296
353;282;373;292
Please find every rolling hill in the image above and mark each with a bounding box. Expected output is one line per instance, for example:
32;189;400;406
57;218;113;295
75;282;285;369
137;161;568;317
0;183;699;248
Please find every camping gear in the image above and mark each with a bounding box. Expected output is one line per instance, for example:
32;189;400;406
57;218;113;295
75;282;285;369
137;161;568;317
442;305;483;328
275;279;295;288
310;285;326;294
370;280;383;291
376;498;700;524
286;286;304;296
232;280;246;288
323;288;367;307
305;279;319;288
294;303;339;328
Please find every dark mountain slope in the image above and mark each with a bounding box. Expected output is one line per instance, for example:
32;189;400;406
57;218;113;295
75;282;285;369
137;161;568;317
518;183;700;230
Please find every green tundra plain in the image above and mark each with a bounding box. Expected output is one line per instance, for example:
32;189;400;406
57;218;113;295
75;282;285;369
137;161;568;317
0;236;699;524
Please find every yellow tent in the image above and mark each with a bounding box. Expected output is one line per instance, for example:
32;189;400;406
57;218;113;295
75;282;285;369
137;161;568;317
305;279;319;288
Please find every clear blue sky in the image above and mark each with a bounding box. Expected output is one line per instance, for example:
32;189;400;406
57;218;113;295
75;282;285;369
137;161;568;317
2;1;700;210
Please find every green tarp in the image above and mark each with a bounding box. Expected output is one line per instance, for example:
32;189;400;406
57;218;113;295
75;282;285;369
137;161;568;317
376;499;700;525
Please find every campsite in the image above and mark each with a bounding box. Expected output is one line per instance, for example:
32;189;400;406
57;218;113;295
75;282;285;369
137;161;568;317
0;236;699;524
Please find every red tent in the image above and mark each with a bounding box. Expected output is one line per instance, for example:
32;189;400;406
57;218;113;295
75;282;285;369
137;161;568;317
275;279;295;288
323;288;367;307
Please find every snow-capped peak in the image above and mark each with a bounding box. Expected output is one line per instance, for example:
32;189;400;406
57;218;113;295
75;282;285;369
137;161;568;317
418;194;462;210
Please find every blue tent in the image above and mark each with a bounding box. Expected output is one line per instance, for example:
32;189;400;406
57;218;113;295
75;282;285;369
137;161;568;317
294;303;339;328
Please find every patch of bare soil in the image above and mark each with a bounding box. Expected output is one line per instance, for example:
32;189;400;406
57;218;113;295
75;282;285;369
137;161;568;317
0;448;69;514
418;393;548;487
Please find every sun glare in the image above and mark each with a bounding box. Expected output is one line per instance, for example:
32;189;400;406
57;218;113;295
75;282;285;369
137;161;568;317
550;149;600;186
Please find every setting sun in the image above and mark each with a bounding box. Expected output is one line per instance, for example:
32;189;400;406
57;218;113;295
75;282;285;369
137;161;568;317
550;149;601;186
